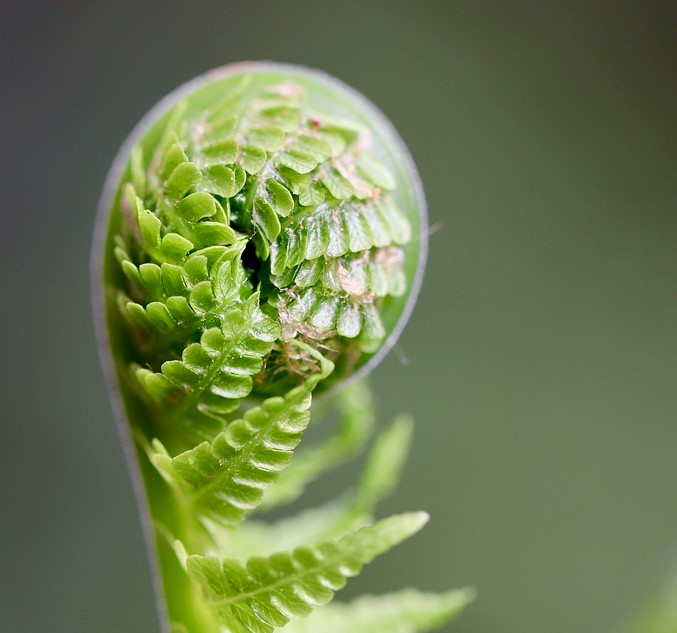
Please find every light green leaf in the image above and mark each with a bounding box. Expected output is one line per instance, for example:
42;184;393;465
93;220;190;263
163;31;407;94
202;138;238;166
353;415;413;514
290;135;332;162
279;166;312;194
276;150;318;174
298;183;325;207
187;512;429;633
258;103;301;131
316;114;363;145
337;301;361;338
265;179;294;217
203;75;250;122
165;162;202;198
156;100;187;155
259;380;374;510
317;130;347;155
376;198;411;244
303;217;329;260
321;167;354;200
152;348;332;526
240;145;268;174
177;192;220;221
343;202;373;252
253;198;281;243
360;302;386;348
191;221;237;248
356;153;396;190
161;143;190;180
135;292;279;438
209;114;239;138
137;207;162;254
130;146;146;197
216;407;411;559
200;165;246;198
160;232;194;263
270;197;410;278
208;497;356;560
247;126;285;152
285;588;475;633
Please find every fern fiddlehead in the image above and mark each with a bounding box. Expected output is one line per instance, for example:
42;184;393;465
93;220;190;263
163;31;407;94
93;62;472;633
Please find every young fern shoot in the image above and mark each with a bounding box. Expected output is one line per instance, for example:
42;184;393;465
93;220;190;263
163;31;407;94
93;62;472;633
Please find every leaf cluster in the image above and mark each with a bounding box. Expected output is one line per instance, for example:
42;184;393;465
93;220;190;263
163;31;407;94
106;73;470;633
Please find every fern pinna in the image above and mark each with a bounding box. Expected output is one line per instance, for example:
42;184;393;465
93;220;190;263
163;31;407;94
93;62;472;633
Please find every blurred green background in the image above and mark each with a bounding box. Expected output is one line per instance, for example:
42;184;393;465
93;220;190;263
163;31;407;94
1;1;676;632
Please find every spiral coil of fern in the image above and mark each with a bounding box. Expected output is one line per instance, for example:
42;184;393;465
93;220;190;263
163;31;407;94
93;63;470;633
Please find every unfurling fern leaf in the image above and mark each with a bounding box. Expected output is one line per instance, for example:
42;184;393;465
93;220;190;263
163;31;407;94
187;513;429;633
93;62;470;633
152;346;332;527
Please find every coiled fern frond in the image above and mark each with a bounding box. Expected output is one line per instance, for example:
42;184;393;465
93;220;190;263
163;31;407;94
93;62;471;633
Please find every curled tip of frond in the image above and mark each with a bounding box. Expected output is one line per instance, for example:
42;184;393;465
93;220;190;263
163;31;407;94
99;65;435;633
110;67;419;434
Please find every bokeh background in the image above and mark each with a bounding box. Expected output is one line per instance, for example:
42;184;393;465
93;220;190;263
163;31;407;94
2;1;676;632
